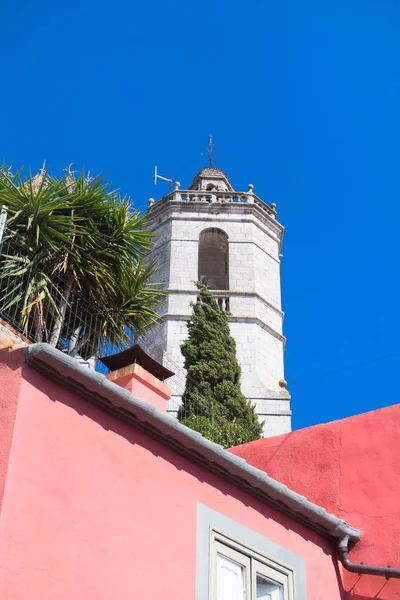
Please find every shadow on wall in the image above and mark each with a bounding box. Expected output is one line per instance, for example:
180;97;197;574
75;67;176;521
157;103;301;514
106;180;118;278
334;554;396;600
341;589;392;600
21;363;336;555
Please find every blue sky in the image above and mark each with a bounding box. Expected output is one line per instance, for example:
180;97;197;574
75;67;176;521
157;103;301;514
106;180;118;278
2;0;400;430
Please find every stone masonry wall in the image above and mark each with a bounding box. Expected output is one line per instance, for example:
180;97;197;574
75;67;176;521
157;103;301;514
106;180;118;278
143;198;292;436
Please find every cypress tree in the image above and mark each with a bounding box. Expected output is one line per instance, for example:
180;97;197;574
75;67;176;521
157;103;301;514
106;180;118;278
178;284;263;447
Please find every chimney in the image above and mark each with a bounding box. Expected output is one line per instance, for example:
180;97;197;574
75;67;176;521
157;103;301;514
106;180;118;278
106;362;171;413
101;344;174;413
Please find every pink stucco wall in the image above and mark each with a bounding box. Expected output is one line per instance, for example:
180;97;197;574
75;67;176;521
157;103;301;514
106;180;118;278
0;348;24;512
230;408;400;600
0;348;342;600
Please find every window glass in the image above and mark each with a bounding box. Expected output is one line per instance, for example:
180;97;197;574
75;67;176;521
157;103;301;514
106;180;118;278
217;553;247;600
256;573;284;600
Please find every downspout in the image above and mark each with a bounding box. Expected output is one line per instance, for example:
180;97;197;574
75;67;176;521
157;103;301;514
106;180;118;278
338;535;400;579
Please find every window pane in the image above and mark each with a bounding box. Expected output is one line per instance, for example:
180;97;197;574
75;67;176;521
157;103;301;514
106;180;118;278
256;573;284;600
217;553;247;600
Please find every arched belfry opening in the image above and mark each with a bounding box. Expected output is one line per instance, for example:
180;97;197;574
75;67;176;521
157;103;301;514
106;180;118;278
198;228;229;290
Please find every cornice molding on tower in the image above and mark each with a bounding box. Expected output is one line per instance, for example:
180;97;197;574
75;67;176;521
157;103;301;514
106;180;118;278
166;288;285;319
253;408;293;417
147;211;284;250
154;312;286;345
147;201;284;245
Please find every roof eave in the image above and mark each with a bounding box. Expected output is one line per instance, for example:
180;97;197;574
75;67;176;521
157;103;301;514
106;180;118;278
23;343;360;545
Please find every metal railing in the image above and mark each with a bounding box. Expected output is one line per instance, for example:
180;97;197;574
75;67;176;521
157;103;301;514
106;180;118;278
0;225;130;363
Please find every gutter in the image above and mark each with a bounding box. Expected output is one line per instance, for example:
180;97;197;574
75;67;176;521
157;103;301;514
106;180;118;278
23;343;361;545
338;536;400;580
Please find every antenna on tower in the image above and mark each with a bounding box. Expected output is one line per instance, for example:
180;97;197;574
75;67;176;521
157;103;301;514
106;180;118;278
154;166;173;192
201;134;216;168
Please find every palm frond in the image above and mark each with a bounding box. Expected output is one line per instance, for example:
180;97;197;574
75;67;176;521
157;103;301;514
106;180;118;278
0;164;166;353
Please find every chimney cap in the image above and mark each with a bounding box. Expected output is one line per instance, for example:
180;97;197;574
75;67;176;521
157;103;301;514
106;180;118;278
100;344;174;381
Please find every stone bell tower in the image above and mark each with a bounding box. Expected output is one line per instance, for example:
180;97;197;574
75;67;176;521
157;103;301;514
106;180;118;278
142;167;291;437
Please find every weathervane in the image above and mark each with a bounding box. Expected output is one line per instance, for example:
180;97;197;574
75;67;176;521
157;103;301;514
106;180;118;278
201;134;216;168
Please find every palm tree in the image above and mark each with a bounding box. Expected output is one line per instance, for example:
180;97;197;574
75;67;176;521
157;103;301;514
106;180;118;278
0;165;165;358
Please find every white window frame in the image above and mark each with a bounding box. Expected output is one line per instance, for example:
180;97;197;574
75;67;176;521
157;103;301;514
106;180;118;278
210;530;296;600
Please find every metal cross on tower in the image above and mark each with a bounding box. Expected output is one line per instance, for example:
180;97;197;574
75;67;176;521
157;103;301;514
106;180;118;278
201;134;216;168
